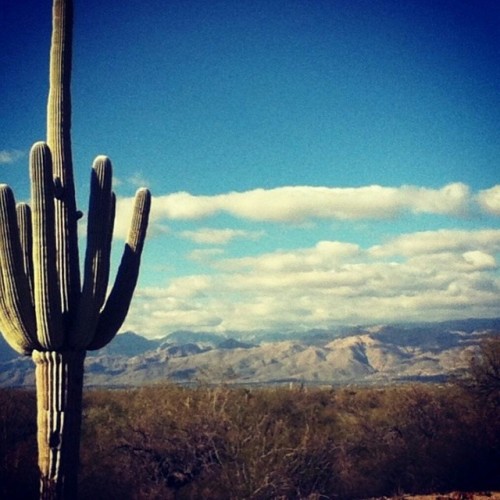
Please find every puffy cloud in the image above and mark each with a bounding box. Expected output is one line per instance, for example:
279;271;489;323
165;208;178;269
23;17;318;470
113;192;169;240
181;227;264;245
113;197;136;240
154;191;218;220
370;229;500;257
149;183;473;224
218;241;361;273
188;248;225;262
477;185;500;216
462;251;497;270
108;184;499;337
0;149;24;164
165;275;213;299
120;229;500;338
127;172;150;189
111;183;497;240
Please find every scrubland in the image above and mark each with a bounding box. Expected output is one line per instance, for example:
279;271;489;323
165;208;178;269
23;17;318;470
0;380;498;499
1;337;498;499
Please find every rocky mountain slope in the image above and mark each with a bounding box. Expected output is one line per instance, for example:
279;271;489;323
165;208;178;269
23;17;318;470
0;318;498;387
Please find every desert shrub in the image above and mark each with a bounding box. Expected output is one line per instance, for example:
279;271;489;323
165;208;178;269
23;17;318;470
209;387;341;498
467;335;500;407
334;384;499;496
0;389;38;499
79;385;227;499
1;380;498;499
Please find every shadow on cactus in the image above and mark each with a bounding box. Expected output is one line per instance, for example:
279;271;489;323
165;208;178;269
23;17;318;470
0;0;151;497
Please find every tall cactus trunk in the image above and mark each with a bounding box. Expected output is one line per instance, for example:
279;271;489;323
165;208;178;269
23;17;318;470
47;0;80;324
33;350;85;499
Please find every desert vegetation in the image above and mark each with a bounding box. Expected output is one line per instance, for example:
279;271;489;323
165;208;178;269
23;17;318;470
1;342;498;500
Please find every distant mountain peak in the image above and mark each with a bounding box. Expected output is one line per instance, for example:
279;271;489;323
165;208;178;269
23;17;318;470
0;318;498;387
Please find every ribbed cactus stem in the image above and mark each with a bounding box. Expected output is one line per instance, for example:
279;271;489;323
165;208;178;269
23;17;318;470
47;0;80;323
34;349;85;499
16;203;34;300
30;142;64;350
71;156;114;348
0;185;38;355
107;192;116;263
88;188;151;350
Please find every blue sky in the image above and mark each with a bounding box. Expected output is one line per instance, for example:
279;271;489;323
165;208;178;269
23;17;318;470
1;0;499;338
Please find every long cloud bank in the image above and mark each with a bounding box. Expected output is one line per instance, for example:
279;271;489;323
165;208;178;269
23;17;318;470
114;182;499;239
122;228;500;337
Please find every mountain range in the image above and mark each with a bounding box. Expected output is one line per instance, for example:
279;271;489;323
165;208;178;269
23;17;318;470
0;318;498;388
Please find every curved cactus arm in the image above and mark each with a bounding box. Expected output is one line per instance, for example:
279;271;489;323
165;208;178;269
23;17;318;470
87;188;151;350
0;185;38;355
71;156;114;348
47;0;81;322
16;203;34;300
30;142;64;350
107;191;117;259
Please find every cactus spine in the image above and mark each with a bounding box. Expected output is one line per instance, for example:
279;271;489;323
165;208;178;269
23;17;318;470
0;0;151;497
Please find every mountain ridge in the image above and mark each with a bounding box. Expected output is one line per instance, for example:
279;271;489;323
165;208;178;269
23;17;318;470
0;318;498;388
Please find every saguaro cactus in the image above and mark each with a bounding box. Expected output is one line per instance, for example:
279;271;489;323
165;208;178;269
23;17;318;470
0;0;151;497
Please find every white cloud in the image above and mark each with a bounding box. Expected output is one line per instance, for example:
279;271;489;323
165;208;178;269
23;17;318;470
150;183;473;223
165;275;213;299
218;240;361;273
127;172;150;189
477;185;500;216
119;228;500;338
111;176;124;188
370;229;500;257
189;248;225;262
113;197;136;240
111;183;498;240
181;227;265;245
113;192;168;240
462;251;497;270
0;149;24;164
109;186;500;337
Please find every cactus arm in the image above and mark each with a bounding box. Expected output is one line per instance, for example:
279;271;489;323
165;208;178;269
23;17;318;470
88;188;151;350
0;185;38;355
47;0;81;323
0;271;34;355
71;156;114;348
30;142;64;350
16;203;34;300
107;192;117;261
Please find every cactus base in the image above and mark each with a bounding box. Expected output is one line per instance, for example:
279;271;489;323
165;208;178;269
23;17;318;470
33;350;86;499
